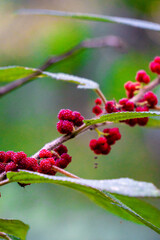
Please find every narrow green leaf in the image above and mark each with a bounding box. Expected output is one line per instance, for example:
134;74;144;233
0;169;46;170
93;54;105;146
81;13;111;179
0;66;99;90
84;111;160;125
0;66;42;83
7;171;160;234
0;219;29;240
146;118;160;128
43;72;99;89
18;9;160;31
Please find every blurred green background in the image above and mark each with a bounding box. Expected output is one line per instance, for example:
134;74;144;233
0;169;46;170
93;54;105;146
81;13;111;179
0;0;160;239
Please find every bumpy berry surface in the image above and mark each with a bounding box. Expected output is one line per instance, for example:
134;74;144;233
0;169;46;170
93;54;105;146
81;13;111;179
92;105;103;115
149;56;160;74
57;120;74;134
0;151;6;162
54;144;68;155
13;152;27;164
0;162;5;173
39;149;53;158
58;109;74;121
5;162;17;172
89;137;111;155
72;111;84;127
135;70;150;84
105;101;117;113
95;98;102;105
5;151;15;163
144;91;158;107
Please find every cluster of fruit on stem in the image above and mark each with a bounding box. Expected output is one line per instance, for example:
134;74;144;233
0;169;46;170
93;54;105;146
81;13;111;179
0;145;72;182
0;57;159;183
90;56;159;155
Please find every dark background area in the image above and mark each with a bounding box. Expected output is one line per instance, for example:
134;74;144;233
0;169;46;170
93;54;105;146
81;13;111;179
0;1;160;239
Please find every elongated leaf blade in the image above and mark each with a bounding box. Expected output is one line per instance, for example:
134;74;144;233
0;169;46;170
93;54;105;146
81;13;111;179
0;66;99;90
43;72;99;89
84;111;160;125
0;219;29;240
7;171;160;234
0;66;42;83
18;9;160;31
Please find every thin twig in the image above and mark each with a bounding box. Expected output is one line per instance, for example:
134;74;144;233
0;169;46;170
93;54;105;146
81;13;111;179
0;232;12;240
130;76;160;104
32;122;110;159
0;35;125;97
52;165;79;179
0;179;10;186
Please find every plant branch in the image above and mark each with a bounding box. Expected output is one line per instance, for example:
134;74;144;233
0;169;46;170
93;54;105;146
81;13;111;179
0;179;10;186
0;35;125;97
130;76;160;104
32;121;111;160
51;165;79;179
0;232;12;240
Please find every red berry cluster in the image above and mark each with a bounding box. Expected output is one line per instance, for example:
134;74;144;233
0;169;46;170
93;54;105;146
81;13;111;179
57;109;84;134
92;98;103;116
0;144;72;180
89;128;121;155
149;56;160;74
90;57;159;156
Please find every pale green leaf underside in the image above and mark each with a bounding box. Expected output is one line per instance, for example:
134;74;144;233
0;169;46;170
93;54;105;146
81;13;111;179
43;71;99;89
18;9;160;31
7;171;160;234
84;111;160;125
0;66;99;90
0;219;29;240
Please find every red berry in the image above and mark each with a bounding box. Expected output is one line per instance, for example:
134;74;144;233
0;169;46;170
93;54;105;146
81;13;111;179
124;81;133;91
103;128;121;145
57;120;74;134
144;91;158;107
101;144;111;155
0;151;6;162
125;119;137;127
38;159;52;174
124;81;140;99
58;109;74;121
4;151;15;163
54;144;68;156
48;158;56;165
13;152;27;164
72;111;84;127
0;162;5;173
95;98;102;105
97;137;107;145
89;139;98;150
119;98;128;105
135;70;150;84
39;149;53;158
105;101;117;113
136;106;149;126
5;162;17;172
25;157;38;171
119;99;134;111
56;153;72;169
89;137;111;155
154;56;160;63
149;57;160;74
92;105;103;115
